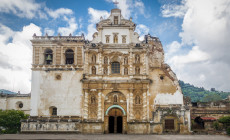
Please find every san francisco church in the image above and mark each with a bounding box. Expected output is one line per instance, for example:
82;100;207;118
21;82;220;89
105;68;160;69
18;8;191;134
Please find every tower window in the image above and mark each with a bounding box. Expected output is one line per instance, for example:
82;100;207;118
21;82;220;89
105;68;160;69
65;49;74;64
50;107;57;116
114;95;118;103
111;62;120;74
113;34;118;43
44;49;53;65
114;16;118;24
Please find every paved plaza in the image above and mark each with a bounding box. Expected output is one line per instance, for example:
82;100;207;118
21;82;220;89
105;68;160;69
0;134;229;140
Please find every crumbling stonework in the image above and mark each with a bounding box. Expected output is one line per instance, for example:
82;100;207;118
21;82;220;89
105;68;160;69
17;8;191;134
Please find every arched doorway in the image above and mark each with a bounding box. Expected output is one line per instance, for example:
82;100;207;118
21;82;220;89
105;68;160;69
104;92;127;134
108;108;123;133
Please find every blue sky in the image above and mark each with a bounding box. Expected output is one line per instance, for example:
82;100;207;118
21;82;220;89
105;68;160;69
0;0;230;93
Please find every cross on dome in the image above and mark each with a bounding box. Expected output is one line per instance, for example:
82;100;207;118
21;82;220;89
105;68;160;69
113;0;119;8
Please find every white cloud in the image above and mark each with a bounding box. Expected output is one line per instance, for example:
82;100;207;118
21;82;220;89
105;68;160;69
135;24;149;41
106;0;147;19
164;0;230;91
58;16;78;36
44;28;55;36
161;0;188;18
88;8;110;23
0;23;42;93
45;8;73;19
86;8;110;40
0;0;46;19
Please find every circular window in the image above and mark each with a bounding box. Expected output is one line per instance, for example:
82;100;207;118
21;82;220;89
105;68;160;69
55;74;61;80
19;103;23;108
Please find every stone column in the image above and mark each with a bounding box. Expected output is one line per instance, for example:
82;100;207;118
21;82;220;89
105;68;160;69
142;90;147;120
129;50;133;75
83;90;89;119
53;46;56;65
143;53;146;74
97;91;102;120
98;52;102;74
39;47;43;64
147;87;150;121
84;50;89;74
129;89;134;120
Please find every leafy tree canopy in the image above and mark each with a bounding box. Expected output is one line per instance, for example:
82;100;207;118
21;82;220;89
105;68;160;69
0;110;29;134
179;80;230;102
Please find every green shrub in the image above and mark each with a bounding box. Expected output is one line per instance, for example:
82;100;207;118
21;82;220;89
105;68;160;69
0;109;29;134
227;127;230;136
213;121;220;130
218;116;230;135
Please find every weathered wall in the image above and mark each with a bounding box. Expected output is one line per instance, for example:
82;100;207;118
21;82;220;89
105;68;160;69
31;70;83;116
0;95;30;114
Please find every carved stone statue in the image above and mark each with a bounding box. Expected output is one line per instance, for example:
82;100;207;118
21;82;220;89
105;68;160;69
124;57;128;64
92;66;96;75
135;54;140;63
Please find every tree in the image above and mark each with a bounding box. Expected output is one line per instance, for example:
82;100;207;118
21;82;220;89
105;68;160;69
202;94;222;102
218;116;230;135
0;110;29;134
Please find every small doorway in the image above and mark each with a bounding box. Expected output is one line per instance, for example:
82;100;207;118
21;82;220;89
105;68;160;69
108;108;123;133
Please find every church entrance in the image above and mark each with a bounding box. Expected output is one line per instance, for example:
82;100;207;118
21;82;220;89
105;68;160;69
108;108;123;133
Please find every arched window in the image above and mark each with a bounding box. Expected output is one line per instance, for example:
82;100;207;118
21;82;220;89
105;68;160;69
124;56;128;65
135;96;141;104
135;66;140;75
92;54;96;63
44;49;53;65
114;95;118;103
50;107;57;116
104;56;108;64
91;96;96;104
111;62;120;74
92;66;96;75
114;16;118;24
104;67;108;75
65;49;74;64
135;54;140;63
113;34;118;43
124;67;128;75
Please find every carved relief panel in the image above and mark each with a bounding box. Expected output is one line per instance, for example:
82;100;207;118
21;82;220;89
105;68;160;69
88;93;98;119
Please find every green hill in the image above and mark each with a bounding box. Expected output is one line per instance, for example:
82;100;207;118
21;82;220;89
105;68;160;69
179;80;230;102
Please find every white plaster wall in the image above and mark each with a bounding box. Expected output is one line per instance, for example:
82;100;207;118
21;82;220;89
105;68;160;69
101;28;130;44
6;97;30;114
0;98;7;110
31;70;83;116
31;71;40;116
154;90;183;105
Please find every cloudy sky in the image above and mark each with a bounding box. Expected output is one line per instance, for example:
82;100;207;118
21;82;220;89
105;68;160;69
0;0;229;93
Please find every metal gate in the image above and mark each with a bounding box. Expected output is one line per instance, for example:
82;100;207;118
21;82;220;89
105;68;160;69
165;119;174;130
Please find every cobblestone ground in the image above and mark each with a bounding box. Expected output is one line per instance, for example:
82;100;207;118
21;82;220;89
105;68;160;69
0;134;229;140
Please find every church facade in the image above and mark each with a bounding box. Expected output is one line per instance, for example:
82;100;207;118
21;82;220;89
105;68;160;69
20;9;191;134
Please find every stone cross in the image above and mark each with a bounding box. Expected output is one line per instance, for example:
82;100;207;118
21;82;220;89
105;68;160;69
113;0;119;8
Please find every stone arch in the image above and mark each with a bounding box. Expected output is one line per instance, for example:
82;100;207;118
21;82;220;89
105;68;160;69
105;105;126;115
